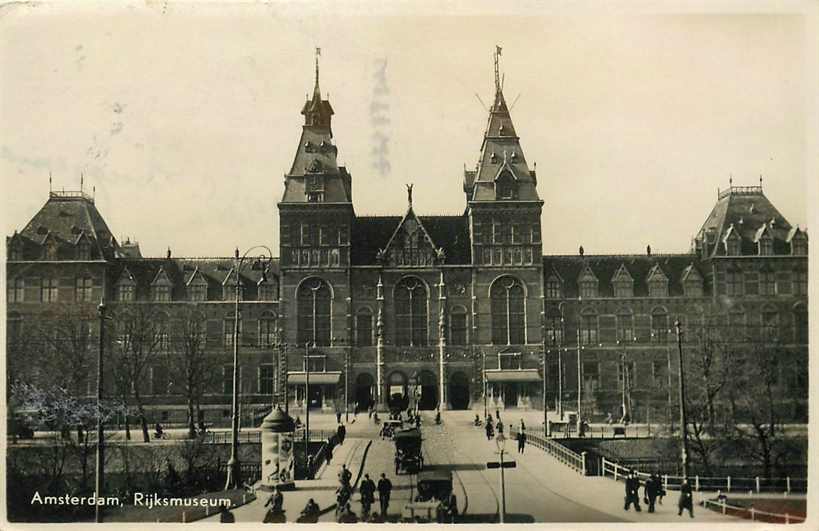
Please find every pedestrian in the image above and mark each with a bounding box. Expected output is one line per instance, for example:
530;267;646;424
497;421;504;435
644;473;660;513
338;503;358;523
517;429;526;454
677;479;694;518
337;411;342;424
519;418;526;432
326;437;334;464
359;473;376;518
299;498;320;523
218;502;235;523
623;471;642;512
495;408;500;421
377;472;393;518
263;486;285;523
337;422;347;445
485;421;494;441
338;464;352;486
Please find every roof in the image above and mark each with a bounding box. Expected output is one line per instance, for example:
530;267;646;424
465;87;540;203
697;185;795;257
108;257;281;301
351;215;471;265
542;254;707;298
17;191;121;259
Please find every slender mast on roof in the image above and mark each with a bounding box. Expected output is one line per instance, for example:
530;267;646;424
494;45;502;95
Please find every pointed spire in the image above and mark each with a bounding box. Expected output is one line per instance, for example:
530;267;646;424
406;183;414;207
494;45;502;95
312;47;321;101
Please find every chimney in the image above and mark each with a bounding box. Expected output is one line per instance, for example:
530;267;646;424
167;247;172;259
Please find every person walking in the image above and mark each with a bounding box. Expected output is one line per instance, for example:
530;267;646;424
677;479;694;518
517;429;526;454
338;464;352;486
485;420;494;441
218;503;235;523
337;423;347;445
359;473;376;519
377;473;393;518
299;498;320;523
263;486;285;523
644;473;661;513
623;471;642;512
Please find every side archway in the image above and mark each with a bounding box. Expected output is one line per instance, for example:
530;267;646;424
448;371;470;410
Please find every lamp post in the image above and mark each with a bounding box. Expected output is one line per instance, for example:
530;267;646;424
225;245;273;491
95;301;107;523
576;328;583;433
482;350;488;420
675;320;690;479
496;433;508;523
304;341;310;471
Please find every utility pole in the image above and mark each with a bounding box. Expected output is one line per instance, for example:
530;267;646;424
483;350;488;420
304;341;310;471
576;328;582;433
95;301;106;523
675;320;690;479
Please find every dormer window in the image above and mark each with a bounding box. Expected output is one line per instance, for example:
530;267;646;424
152;285;170;302
612;265;634;298
546;276;562;299
496;171;515;200
223;282;243;301
759;235;773;256
117;284;135;302
78;240;91;260
647;267;669;298
258;278;278;301
490;152;498;163
9;242;22;261
791;234;808;256
579;276;598;299
724;235;741;256
189;283;207;302
304;141;314;152
498;124;506;135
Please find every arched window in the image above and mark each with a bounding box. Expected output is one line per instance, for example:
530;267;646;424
545;307;563;345
762;305;779;342
259;310;277;347
224;311;242;347
356;308;373;347
395;277;428;346
651;307;669;343
450;306;468;346
76;276;94;302
491;276;526;345
297;278;332;346
154;312;170;351
728;307;746;341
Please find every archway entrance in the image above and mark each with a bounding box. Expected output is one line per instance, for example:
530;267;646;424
387;371;408;411
355;373;374;413
416;370;438;410
448;372;470;410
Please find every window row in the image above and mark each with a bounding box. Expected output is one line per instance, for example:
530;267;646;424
719;270;808;297
477;246;537;266
114;280;279;302
473;221;541;245
7;277;97;303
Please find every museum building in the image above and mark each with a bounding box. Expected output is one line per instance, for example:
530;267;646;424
6;56;809;425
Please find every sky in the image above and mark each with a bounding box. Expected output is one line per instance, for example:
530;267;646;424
1;2;815;258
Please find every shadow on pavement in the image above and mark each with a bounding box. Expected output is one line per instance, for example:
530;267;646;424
457;513;535;523
424;463;486;472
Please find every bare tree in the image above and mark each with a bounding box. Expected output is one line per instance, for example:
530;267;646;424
109;306;163;443
169;309;215;438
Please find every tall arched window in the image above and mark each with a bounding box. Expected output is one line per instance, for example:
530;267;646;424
617;308;634;342
495;171;515;199
491;276;526;345
579;307;598;345
651;307;669;343
395;277;428;346
298;278;332;346
794;303;808;344
356;308;373;347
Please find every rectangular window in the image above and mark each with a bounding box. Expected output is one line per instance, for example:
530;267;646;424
761;272;776;295
744;272;759;296
222;365;233;394
794;270;808;296
259;317;277;346
153;285;170;302
319;226;331;246
117;284;135;302
301;223;311;246
259;364;275;395
41;278;59;303
649;280;668;298
8;278;24;303
75;277;93;302
303;355;326;372
725;271;743;297
156;324;170;351
614;282;633;298
652;361;665;388
473;222;484;245
545;316;564;345
651;314;669;343
356;312;373;347
450;311;467;346
776;271;792;296
580;315;598;345
759;238;773;256
189;283;207;301
493;248;503;265
499;351;521;370
792;239;807;256
224;318;242;347
617;314;634;342
546;279;561;299
531;224;541;244
580;281;597;299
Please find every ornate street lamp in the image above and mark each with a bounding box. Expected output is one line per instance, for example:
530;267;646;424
225;245;273;491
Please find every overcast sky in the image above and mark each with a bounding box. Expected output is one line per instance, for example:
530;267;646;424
1;2;815;258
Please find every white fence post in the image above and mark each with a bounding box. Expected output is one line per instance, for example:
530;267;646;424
721;500;726;515
750;508;755;521
581;451;587;476
727;476;731;492
755;477;760;493
614;461;618;482
663;474;668;491
786;476;791;493
785;513;790;524
182;511;187;523
695;475;700;491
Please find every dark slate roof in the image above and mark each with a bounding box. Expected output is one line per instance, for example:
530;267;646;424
352;215;471;265
466;88;540;202
109;258;281;301
17;192;121;259
697;186;795;257
543;254;708;298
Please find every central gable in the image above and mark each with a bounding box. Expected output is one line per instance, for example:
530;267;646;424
378;208;443;267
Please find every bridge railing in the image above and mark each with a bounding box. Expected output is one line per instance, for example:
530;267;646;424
703;498;806;524
511;427;588;475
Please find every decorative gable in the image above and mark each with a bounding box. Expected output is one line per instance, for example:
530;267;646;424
787;227;808;256
722;224;742;255
682;263;704;297
647;265;669;297
612;264;634;298
150;266;173;302
379;208;443;267
577;264;599;298
186;267;209;301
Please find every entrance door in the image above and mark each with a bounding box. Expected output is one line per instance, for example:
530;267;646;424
502;383;519;408
355;373;374;412
417;370;438;410
387;371;408;411
448;372;470;410
307;385;323;409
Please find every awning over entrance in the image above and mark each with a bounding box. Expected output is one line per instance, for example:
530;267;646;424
484;369;541;383
287;371;341;385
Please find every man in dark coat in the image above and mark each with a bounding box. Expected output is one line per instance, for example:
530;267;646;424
359;473;376;517
337;423;347;445
218;503;235;523
677;479;694;517
623;471;642;512
377;473;393;517
485;421;494;441
338;464;352;486
644;473;661;513
517;430;526;454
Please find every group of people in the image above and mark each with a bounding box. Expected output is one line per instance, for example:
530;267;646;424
623;470;694;517
334;466;394;523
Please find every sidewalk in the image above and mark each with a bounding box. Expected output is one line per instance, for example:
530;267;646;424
201;431;372;523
